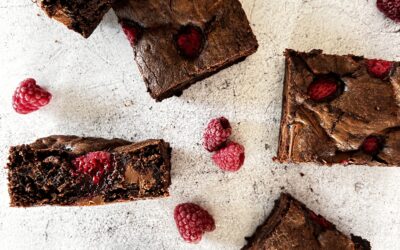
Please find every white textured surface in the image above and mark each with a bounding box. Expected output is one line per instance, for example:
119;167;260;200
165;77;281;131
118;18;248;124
0;0;400;249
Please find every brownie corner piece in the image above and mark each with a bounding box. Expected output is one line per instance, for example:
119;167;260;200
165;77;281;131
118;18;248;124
242;193;371;250
276;49;400;166
7;135;171;207
113;0;258;101
38;0;114;38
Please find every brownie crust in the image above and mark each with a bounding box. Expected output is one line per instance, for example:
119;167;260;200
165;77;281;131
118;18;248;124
276;49;400;166
38;0;115;38
243;193;371;250
113;0;258;101
7;135;172;207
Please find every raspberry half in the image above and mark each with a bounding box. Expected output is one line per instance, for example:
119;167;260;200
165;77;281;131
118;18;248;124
174;203;215;243
308;77;341;102
120;19;142;45
72;151;113;185
12;78;52;114
361;136;384;155
212;141;245;172
203;117;232;152
175;25;204;59
365;59;393;79
377;0;400;23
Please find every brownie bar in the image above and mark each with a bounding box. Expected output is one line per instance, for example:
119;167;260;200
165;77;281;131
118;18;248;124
113;0;258;101
276;49;400;165
38;0;115;38
243;193;371;250
7;135;171;207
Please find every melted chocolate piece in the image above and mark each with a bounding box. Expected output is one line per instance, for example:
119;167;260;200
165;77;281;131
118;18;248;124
113;0;258;101
276;49;400;166
242;193;371;250
7;135;171;207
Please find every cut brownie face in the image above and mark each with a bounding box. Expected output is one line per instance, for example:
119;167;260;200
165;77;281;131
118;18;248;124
243;193;371;250
7;135;171;207
276;49;400;166
113;0;258;101
38;0;115;38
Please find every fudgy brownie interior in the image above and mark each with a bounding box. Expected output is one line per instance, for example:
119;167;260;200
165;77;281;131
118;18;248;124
7;136;171;207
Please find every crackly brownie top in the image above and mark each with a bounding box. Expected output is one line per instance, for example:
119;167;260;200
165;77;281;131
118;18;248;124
277;49;400;165
113;0;258;100
39;0;114;38
243;193;371;250
7;136;171;206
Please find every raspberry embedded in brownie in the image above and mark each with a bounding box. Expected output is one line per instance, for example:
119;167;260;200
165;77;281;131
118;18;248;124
276;49;400;166
113;0;258;101
7;135;172;207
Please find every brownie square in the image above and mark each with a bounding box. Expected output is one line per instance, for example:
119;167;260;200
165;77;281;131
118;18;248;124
113;0;258;101
38;0;115;38
243;193;371;250
276;49;400;166
7;135;171;207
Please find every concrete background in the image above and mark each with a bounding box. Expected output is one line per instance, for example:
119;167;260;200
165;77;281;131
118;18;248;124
0;0;399;249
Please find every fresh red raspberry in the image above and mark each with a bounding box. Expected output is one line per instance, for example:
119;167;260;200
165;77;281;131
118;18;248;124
365;59;393;79
377;0;400;23
72;151;113;185
175;25;204;59
361;136;384;155
174;203;215;243
203;117;232;152
212;141;245;172
120;19;141;45
309;211;334;230
307;78;339;102
12;78;52;114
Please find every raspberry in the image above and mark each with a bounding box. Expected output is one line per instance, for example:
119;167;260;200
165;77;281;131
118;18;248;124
377;0;400;23
120;19;142;45
309;211;333;230
174;203;215;243
212;141;245;172
361;136;384;155
72;151;113;185
175;25;204;59
307;78;340;102
12;78;52;114
203;117;232;152
365;59;393;79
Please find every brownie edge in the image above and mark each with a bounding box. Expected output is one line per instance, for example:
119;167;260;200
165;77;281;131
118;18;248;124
7;135;172;207
242;193;371;250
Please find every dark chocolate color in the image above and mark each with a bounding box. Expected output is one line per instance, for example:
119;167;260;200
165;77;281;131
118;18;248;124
113;0;258;101
243;193;371;250
7;135;171;207
276;49;400;166
38;0;114;38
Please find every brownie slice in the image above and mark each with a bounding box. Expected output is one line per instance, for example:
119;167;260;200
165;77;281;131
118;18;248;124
113;0;258;101
7;135;171;207
38;0;115;38
243;193;371;250
276;49;400;166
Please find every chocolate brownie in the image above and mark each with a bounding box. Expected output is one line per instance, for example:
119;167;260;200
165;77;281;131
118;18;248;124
7;135;171;207
243;193;371;250
276;49;400;166
113;0;258;101
38;0;115;38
